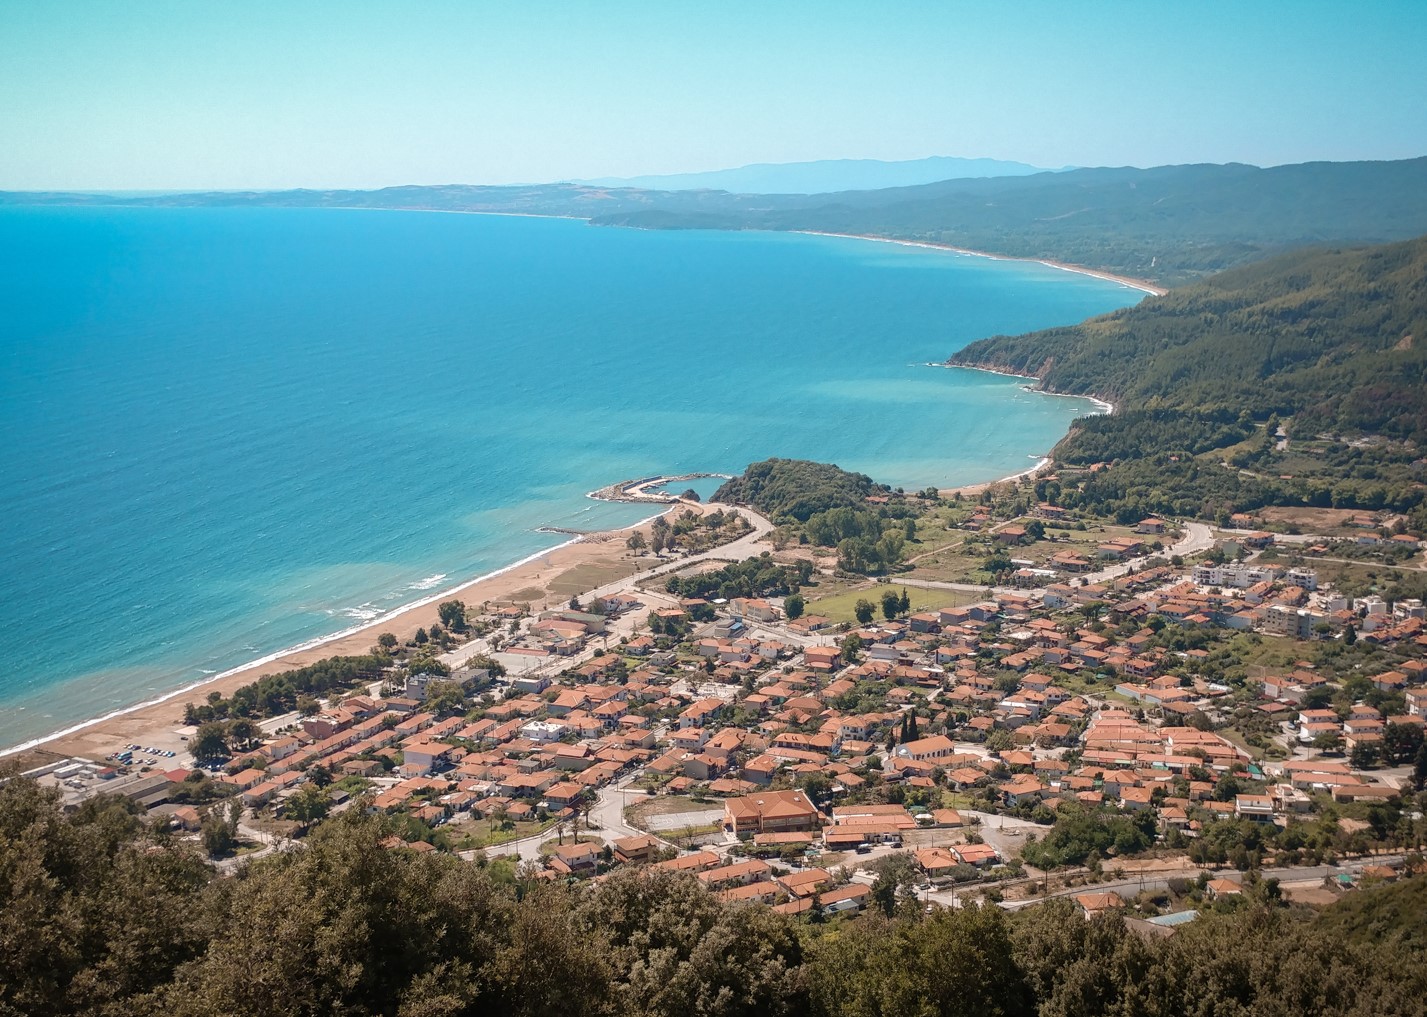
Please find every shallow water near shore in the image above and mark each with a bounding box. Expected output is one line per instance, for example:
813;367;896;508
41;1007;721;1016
0;206;1141;748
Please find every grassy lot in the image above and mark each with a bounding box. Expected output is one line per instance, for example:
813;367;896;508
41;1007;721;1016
806;583;977;624
548;561;640;599
450;815;556;850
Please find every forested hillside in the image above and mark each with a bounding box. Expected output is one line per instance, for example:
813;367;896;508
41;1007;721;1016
3;778;1425;1017
950;237;1427;441
9;157;1427;285
591;158;1427;284
713;459;885;522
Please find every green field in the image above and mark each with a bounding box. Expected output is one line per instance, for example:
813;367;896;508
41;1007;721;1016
806;583;977;624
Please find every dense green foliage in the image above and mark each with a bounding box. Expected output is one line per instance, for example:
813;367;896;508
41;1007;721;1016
1315;875;1427;951
591;158;1427;284
715;459;918;574
946;237;1427;521
1020;803;1155;869
664;555;815;601
182;654;388;723
3;778;1426;1017
952;237;1427;441
714;459;884;523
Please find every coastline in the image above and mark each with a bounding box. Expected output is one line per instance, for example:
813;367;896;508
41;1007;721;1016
310;207;1170;297
2;501;681;765
1;211;1136;769
794;229;1168;296
939;361;1116;416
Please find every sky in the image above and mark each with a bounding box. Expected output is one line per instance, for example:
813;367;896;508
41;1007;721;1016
2;0;1425;190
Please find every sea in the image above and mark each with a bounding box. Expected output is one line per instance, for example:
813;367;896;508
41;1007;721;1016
0;206;1143;750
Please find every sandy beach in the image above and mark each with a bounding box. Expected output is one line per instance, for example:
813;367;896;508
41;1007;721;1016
5;502;699;771
334;210;1170;297
794;230;1169;296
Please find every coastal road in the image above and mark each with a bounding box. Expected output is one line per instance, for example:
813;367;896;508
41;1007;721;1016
587;502;776;598
886;522;1218;599
986;853;1407;912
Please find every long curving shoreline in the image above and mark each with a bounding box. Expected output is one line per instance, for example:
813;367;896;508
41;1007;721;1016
793;229;1168;296
1;212;1142;766
0;499;679;765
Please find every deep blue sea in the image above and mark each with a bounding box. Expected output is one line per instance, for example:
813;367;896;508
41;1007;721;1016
0;207;1142;749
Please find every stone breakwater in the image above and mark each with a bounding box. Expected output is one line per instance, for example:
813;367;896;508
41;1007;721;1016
587;473;731;504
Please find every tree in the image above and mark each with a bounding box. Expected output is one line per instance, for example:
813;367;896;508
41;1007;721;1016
1351;742;1380;770
377;631;398;650
200;801;239;856
286;783;331;825
1414;740;1427;791
423;679;467;717
1384;721;1424;765
437;599;468;632
840;633;863;665
899;588;911;614
784;593;805;620
854;598;876;624
413;627;429;644
626;530;647;552
296;694;321;717
881;589;901;620
308;763;334;788
191;722;230;766
228;717;258;750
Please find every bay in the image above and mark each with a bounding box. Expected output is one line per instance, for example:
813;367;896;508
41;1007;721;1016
0;207;1141;747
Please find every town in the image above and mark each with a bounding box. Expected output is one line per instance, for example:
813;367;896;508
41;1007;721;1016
23;469;1427;928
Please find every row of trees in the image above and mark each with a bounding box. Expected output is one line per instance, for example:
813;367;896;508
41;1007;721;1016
665;555;815;601
181;654;387;724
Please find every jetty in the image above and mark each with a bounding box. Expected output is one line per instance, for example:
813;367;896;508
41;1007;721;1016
587;472;731;505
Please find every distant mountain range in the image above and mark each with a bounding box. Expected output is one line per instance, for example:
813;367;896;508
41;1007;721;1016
6;156;1427;285
576;156;1054;194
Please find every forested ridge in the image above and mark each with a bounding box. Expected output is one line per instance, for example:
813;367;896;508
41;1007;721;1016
941;236;1427;524
950;236;1427;441
9;158;1427;285
2;777;1425;1017
590;158;1427;284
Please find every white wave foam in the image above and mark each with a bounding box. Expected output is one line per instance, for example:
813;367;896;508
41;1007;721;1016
0;537;583;759
407;573;448;591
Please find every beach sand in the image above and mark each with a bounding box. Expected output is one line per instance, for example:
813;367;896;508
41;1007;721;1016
794;230;1169;296
7;503;701;771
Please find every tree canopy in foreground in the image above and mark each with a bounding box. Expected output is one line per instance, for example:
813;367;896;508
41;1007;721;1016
2;775;1426;1017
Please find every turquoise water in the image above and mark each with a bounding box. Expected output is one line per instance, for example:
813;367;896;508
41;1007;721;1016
0;207;1141;748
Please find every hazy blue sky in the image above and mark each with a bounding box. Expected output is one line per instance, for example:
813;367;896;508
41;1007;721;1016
2;1;1425;189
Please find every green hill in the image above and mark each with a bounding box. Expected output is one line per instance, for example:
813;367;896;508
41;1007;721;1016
712;458;884;523
950;237;1427;442
592;158;1427;284
10;157;1427;286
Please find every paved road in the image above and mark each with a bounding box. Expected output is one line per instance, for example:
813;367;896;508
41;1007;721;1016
479;769;662;863
445;499;776;673
985;854;1407;911
891;521;1217;599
